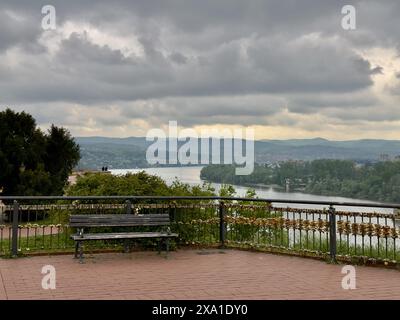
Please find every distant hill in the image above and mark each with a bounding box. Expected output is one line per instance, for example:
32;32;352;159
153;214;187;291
75;136;400;170
76;137;149;170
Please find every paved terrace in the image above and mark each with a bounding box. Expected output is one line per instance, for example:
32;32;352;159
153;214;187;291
1;249;400;300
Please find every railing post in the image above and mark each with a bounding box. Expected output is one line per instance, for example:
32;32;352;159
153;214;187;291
219;201;226;248
329;205;336;263
125;200;132;214
0;201;4;224
12;200;19;257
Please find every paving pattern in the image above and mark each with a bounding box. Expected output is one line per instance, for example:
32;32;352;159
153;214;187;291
0;249;399;299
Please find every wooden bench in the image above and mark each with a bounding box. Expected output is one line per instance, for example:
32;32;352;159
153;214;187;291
69;213;178;262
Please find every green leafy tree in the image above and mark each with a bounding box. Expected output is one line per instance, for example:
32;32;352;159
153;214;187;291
201;159;400;203
66;171;217;198
0;108;80;196
66;171;170;196
43;125;80;195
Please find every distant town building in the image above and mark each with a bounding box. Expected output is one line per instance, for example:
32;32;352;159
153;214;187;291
285;178;290;192
379;154;390;162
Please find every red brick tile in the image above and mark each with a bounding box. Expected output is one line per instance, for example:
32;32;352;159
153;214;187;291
1;249;400;299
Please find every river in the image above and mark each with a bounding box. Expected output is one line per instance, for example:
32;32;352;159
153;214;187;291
110;166;393;214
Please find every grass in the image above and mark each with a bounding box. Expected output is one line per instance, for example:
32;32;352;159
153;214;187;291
0;228;178;257
2;208;400;267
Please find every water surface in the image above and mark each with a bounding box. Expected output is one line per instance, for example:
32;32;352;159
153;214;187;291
111;166;393;214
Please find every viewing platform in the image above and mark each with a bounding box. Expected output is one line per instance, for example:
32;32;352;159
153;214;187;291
1;195;400;300
1;195;400;265
1;249;400;300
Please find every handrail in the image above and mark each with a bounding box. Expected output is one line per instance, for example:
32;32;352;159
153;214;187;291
1;195;400;262
0;195;399;209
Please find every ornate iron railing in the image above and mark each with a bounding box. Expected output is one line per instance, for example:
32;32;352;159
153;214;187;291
0;196;399;266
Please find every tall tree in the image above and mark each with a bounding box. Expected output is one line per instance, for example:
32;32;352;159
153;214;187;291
44;125;81;195
0;108;80;196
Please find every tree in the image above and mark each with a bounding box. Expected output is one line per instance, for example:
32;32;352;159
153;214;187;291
43;125;81;195
66;171;216;198
66;171;170;196
0;108;80;196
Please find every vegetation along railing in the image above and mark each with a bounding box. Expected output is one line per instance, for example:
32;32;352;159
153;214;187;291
1;196;400;266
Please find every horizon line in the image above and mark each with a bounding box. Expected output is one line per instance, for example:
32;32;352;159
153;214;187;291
74;136;400;142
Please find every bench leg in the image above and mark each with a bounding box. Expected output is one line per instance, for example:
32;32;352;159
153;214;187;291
74;241;79;259
78;241;84;264
157;239;161;255
123;240;130;253
165;238;170;259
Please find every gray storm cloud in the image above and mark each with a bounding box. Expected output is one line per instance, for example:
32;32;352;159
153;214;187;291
0;0;399;138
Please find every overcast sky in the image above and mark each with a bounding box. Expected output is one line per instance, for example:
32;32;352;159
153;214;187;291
0;0;399;140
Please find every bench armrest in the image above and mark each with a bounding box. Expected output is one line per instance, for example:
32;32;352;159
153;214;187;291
162;226;171;235
78;228;84;238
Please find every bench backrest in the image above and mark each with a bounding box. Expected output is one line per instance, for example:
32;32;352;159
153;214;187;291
69;214;171;228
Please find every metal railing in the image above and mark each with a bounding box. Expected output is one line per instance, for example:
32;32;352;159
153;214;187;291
0;195;399;266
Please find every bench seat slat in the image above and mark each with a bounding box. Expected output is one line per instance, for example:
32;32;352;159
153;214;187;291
70;232;178;241
69;214;171;227
70;221;170;225
70;214;167;218
70;214;169;218
70;223;170;227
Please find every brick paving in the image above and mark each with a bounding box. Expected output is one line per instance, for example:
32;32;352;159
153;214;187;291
0;249;400;299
